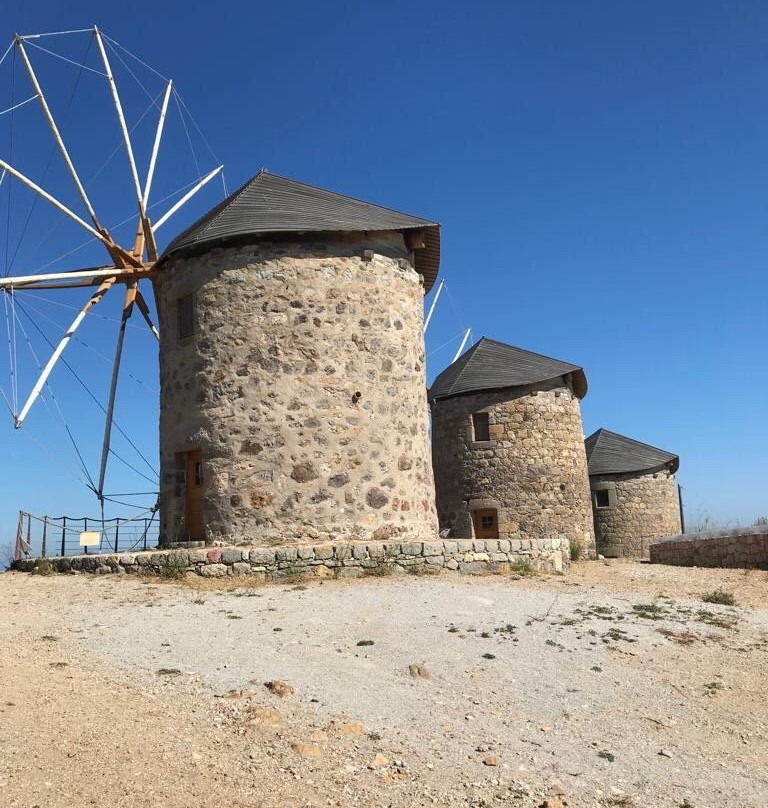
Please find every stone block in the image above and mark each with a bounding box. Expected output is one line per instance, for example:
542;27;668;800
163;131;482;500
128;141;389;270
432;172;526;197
367;542;385;558
314;545;333;560
297;546;315;560
459;561;487;575
221;548;245;565
200;563;228;577
442;540;458;555
422;541;442;556
276;547;298;562
445;558;459;570
400;541;423;556
352;544;368;560
249;548;276;565
472;552;490;562
490;552;508;562
335;545;351;561
188;549;208;563
425;555;444;566
337;567;363;579
231;562;252;576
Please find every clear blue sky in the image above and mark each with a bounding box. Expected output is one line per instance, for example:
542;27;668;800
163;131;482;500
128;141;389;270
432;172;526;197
0;0;766;548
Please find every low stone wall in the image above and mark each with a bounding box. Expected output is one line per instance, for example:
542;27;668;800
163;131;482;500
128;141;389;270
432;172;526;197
650;525;768;569
13;538;568;579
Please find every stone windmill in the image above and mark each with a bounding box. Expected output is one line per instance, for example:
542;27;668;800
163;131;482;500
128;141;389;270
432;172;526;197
154;170;441;546
0;28;441;547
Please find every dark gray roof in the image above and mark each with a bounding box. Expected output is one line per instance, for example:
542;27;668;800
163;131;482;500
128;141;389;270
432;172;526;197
585;429;679;476
427;337;588;401
160;169;440;291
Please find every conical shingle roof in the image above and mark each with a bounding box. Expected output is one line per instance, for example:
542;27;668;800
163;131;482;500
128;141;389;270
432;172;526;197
160;170;440;290
427;337;587;401
585;429;679;475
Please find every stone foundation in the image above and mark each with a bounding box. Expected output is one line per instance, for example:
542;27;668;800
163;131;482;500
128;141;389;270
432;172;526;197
14;538;568;579
650;525;768;569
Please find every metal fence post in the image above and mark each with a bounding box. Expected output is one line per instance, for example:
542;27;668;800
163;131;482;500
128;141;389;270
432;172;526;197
61;516;66;557
115;521;120;553
41;517;47;558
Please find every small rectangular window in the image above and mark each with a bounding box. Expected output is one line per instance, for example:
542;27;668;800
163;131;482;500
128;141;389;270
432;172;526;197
472;412;490;442
473;508;499;539
178;293;194;340
595;489;611;508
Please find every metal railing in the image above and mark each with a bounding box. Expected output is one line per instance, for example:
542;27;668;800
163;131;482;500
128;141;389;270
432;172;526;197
14;508;159;560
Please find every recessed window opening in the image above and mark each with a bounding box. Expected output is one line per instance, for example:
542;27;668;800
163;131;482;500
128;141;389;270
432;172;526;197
595;489;611;508
472;412;490;442
473;508;499;539
178;293;194;340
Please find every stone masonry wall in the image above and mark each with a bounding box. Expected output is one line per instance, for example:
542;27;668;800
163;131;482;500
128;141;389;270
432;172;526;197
430;380;595;557
15;537;569;578
153;234;438;546
591;470;681;558
650;525;768;569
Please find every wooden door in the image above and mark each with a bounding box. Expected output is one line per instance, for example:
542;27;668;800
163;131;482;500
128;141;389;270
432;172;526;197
473;508;499;540
184;449;204;540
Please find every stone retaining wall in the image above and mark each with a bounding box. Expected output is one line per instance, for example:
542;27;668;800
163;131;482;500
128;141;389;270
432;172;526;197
650;525;768;569
14;538;568;579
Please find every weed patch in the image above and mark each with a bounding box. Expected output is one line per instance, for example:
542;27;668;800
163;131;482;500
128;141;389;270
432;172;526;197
701;590;736;606
632;602;667;620
569;537;584;562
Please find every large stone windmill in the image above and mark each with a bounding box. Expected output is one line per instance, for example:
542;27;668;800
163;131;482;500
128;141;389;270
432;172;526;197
1;27;441;548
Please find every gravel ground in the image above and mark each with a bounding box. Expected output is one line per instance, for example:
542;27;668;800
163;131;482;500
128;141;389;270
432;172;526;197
1;561;767;808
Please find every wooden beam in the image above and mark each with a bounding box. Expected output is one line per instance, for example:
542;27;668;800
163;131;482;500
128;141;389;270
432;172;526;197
15;278;117;427
0;158;142;268
0;266;154;290
135;289;160;340
154;165;223;230
97;280;138;496
16;37;108;235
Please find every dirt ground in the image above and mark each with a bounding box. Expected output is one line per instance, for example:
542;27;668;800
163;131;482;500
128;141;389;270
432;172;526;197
1;561;767;808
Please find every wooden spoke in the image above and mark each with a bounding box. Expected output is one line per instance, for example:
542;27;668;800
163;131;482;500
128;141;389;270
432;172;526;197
0;267;152;290
135;289;160;340
153;165;223;231
15;278;117;427
97;280;138;496
0;159;142;268
15;37;107;235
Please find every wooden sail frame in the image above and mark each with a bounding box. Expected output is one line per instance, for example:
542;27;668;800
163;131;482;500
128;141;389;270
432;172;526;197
0;26;223;501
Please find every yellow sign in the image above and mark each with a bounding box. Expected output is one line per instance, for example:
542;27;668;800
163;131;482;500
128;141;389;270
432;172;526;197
79;531;101;547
